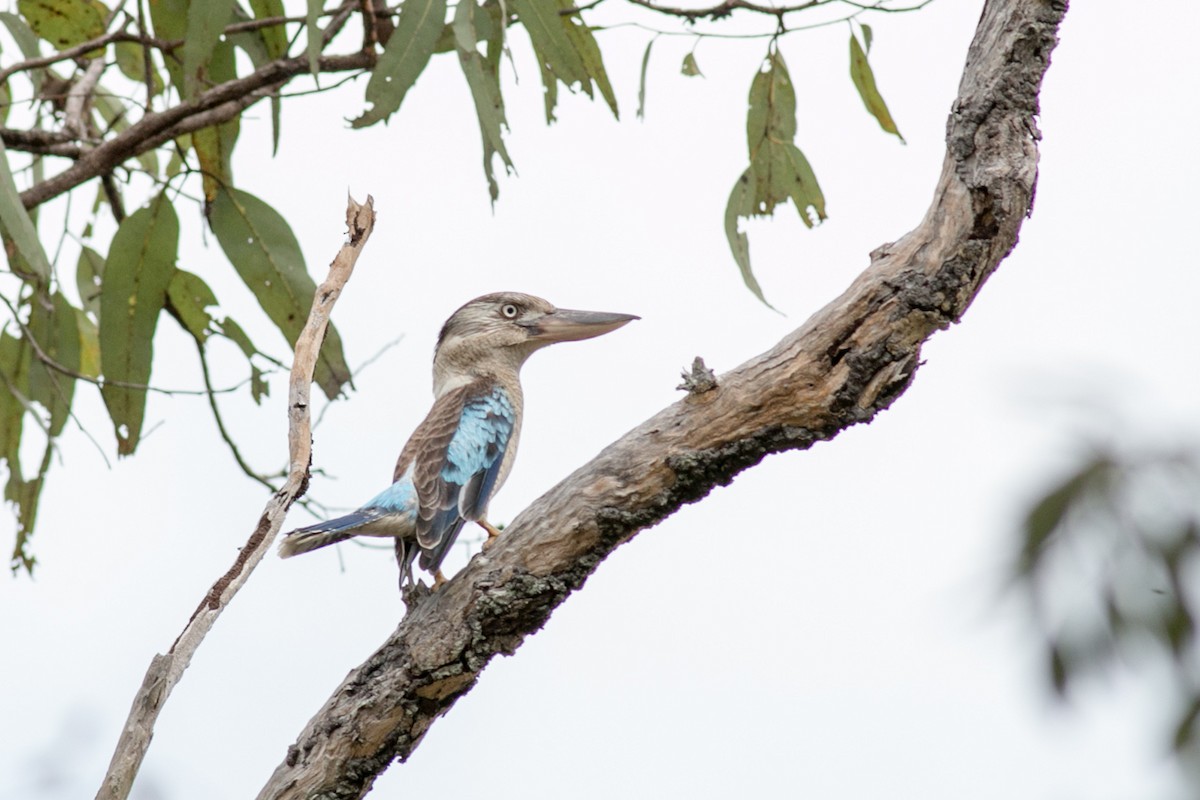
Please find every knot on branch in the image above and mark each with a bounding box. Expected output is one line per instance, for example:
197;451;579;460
677;356;718;395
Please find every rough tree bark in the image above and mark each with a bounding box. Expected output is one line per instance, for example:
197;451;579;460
260;0;1068;796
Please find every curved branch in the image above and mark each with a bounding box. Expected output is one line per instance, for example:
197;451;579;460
94;196;377;800
259;0;1068;796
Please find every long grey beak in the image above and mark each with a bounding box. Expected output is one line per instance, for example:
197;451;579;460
526;308;639;344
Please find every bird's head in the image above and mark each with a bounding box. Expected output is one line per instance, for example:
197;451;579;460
432;292;638;393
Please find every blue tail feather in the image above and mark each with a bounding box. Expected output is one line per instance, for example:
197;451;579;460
278;509;384;558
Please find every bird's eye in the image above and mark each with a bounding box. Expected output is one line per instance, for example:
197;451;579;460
500;304;519;319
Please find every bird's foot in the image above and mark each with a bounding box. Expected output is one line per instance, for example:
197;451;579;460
478;520;503;551
431;569;448;590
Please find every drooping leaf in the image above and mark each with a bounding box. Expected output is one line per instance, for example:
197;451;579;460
208;187;351;399
860;22;873;54
99;192;179;456
538;56;558;124
455;0;514;202
849;31;903;142
10;441;51;574
681;51;702;78
1019;456;1113;574
182;0;237;98
305;0;323;74
0;139;51;285
192;40;240;205
637;37;654;119
0;331;29;467
76;246;104;320
560;8;617;117
166;269;218;342
227;10;283;154
724;48;824;306
115;40;165;96
148;0;188;94
250;365;269;404
249;0;288;59
217;316;258;360
724;169;771;308
17;0;106;51
352;0;446;128
74;309;99;378
27;292;80;436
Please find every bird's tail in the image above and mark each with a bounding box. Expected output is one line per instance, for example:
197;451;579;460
278;511;379;558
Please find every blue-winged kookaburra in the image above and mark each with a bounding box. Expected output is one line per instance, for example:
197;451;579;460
278;292;637;587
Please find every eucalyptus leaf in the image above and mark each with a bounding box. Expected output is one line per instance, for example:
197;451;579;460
455;0;513;202
166;269;218;342
305;0;323;74
637;38;654;119
28;292;79;437
17;0;106;51
249;0;288;59
99;192;179;456
192;41;240;206
183;0;238;98
0;139;51;285
352;0;446;128
208;186;351;399
849;31;904;142
681;51;702;77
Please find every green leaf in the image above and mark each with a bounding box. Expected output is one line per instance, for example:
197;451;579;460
724;169;771;308
28;292;79;436
166;269;218;342
511;0;587;91
1019;456;1112;574
100;192;179;456
0;138;51;284
17;0;106;51
228;9;283;155
724;49;824;306
0;12;43;94
681;51;702;78
208;187;351;399
192;40;239;205
849;31;903;142
560;9;617;117
148;0;188;94
74;308;99;378
115;40;165;96
637;37;654;120
0;331;29;466
860;22;873;54
538;57;558;124
455;0;514;202
250;365;268;404
305;0;323;74
183;0;237;98
249;0;288;59
352;0;446;128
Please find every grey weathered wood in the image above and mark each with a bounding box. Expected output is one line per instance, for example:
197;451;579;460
259;1;1068;796
95;197;377;800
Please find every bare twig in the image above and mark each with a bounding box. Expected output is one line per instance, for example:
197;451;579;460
94;194;376;800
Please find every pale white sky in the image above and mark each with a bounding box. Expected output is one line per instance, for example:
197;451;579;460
2;1;1199;798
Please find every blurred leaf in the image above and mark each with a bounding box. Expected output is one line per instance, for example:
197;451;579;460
100;192;179;456
352;0;446;128
860;22;873;54
455;0;513;202
849;31;903;142
0;332;30;573
17;0;106;51
148;0;188;94
217;316;258;359
0;12;44;95
166;269;218;342
681;51;702;77
10;441;51;574
227;8;283;156
1048;641;1068;696
76;245;104;319
182;0;237;98
724;49;824;306
538;57;558;124
250;365;268;404
28;292;80;437
115;40;165;96
1175;696;1200;753
208;187;351;399
305;0;322;74
193;41;239;206
249;0;288;59
637;37;654;119
1019;455;1112;574
514;0;615;115
0;83;11;126
0;139;51;285
74;309;99;377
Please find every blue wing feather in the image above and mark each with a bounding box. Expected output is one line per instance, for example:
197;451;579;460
417;385;514;570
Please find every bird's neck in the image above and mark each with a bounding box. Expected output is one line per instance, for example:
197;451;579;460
432;360;524;401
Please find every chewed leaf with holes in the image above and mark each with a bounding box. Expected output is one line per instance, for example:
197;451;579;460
209;186;351;399
100;192;179;456
17;0;106;51
352;0;447;128
724;49;825;306
849;30;903;142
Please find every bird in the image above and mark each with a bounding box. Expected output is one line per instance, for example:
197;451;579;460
278;292;637;588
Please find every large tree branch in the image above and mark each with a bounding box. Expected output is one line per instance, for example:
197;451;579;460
95;197;377;800
259;0;1067;796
